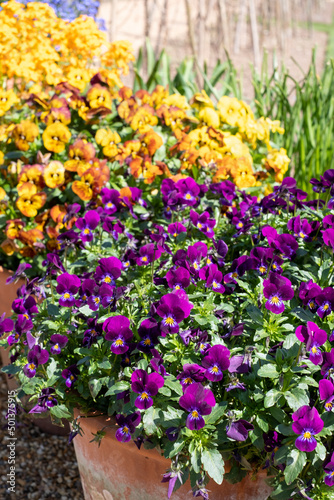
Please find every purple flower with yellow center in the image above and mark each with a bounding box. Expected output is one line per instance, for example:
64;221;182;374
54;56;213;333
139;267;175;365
168;222;187;238
12;296;38;318
115;412;141;443
319;379;334;412
75;210;100;243
137;318;160;352
316;287;334;318
323;228;334;250
202;344;230;382
103;315;133;354
190;210;216;238
199;264;225;294
29;388;58;414
295;321;327;365
263;226;299;259
263;273;294;314
292;405;324;452
165;267;190;291
175;177;200;206
99;283;115;308
156;291;193;335
179;382;215;430
187;241;207;273
50;334;68;355
299;280;321;313
287;215;313;241
223;255;249;284
8;314;33;345
322;349;334;379
225;378;246;392
150;348;167;376
6;262;32;284
213;239;228;266
62;364;79;388
324;452;334;486
226;419;254;441
101;188;121;214
0;313;14;338
131;369;164;410
23;345;49;378
95;256;122;285
137;243;162;266
56;273;81;307
177;364;206;390
77;278;100;310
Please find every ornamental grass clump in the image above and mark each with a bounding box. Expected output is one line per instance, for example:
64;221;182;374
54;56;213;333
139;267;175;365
3;170;334;498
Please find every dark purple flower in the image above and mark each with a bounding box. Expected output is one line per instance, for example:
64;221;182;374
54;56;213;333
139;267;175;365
12;295;38;318
115;412;141;442
50;334;68;355
295;321;327;365
165;267;190;291
137;319;160;352
213;239;228;266
287;215;313;241
0;313;14;338
228;354;251;374
8;314;33;345
175;177;200;206
56;273;81;307
190;210;216;238
324;452;334;486
168;222;187;238
322;349;334;379
226;419;254;441
292;405;324;452
150;348;167;376
187;241;207;273
316;287;334;318
137;243;162;266
299;280;322;312
199;264;225;293
6;263;31;284
101;188;121;214
223;255;249;284
103;315;133;354
156;291;193;334
179;382;216;430
177;364;206;390
75;210;100;243
131;369;164;409
319;379;334;412
202;344;230;382
29;388;58;413
23;345;49;378
323;228;334;250
263;226;298;259
99;283;115;308
94;256;122;285
61;364;79;388
263;273;294;314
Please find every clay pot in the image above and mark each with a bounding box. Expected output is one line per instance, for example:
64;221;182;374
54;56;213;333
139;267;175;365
72;409;272;500
0;267;70;436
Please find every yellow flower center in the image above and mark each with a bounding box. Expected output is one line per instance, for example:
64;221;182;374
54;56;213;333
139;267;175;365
185;194;192;200
104;276;112;283
211;365;219;373
28;363;35;370
115;338;124;346
52;136;60;141
311;346;317;354
303;431;311;439
326;402;333;409
259;266;266;273
63;292;71;299
324;304;329;310
270;296;280;304
141;392;149;399
143;338;151;345
141;256;148;262
191;410;199;418
164;316;175;325
94;297;100;304
197;223;202;229
83;228;90;234
184;377;193;385
123;426;129;433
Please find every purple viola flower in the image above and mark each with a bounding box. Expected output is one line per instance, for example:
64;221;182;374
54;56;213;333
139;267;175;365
75;210;100;243
263;273;294;314
156;291;193;335
223;255;249;284
0;313;14;338
228;354;251;374
187;241;207;273
177;364;206;391
292;405;324;452
299;280;321;313
319;379;334;412
50;334;68;355
287;215;313;241
190;210;216;238
168;222;187;238
62;364;79;388
179;382;216;430
322;349;334;379
94;256;122;285
115;412;141;443
295;321;327;365
165;267;190;291
29;388;58;414
263;226;299;259
175;177;200;206
137;318;160;352
225;379;246;392
63;202;80;223
57;229;80;250
150;348;168;376
323;228;334;250
131;369;164;410
213;239;228;266
23;345;49;378
202;344;230;382
137;243;162;266
6;263;32;284
8;314;33;345
324;452;334;486
226;419;254;441
101;188;121;214
12;296;38;318
316;287;334;319
199;264;225;294
103;315;133;354
99;283;115;308
56;273;81;307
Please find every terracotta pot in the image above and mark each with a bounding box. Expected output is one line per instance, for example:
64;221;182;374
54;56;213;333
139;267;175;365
73;409;272;500
0;267;70;436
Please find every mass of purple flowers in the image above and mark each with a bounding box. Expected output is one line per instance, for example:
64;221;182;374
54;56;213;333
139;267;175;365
4;172;334;499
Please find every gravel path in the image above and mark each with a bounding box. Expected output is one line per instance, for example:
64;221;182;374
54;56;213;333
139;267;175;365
0;374;84;499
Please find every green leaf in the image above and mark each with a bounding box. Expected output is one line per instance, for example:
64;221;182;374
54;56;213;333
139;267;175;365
143;406;163;435
246;305;263;324
276;424;294;436
50;404;72;420
224;463;247;484
97;359;112;370
105;381;130;396
284;389;309;411
205;402;228;425
164;376;183;396
88;378;105;399
164;438;185;459
201;448;224;485
190;447;201;473
47;303;59;316
257;364;279;378
1;364;20;375
264;389;282;407
284;449;306;485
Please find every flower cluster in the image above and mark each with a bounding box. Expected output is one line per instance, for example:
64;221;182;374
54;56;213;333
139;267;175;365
3;170;334;498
